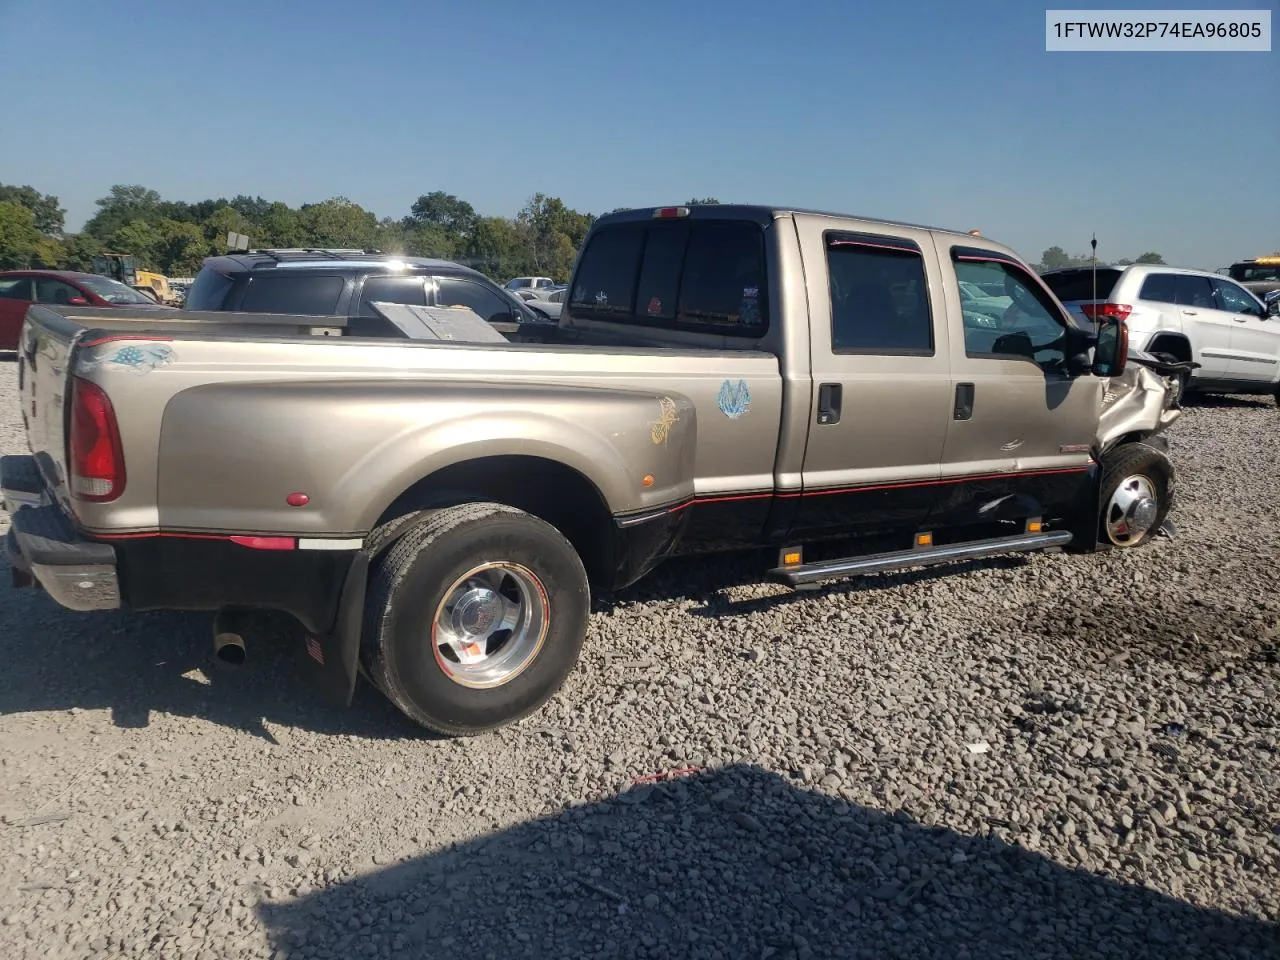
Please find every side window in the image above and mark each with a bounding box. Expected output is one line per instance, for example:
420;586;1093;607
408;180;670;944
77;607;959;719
677;222;767;330
954;256;1067;371
241;275;345;315
1211;277;1261;316
356;275;427;317
1173;274;1215;309
1138;273;1178;304
434;278;516;324
826;236;932;354
0;278;34;301
569;226;644;320
33;279;83;305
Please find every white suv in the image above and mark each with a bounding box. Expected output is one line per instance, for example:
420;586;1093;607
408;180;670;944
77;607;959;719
1041;263;1280;403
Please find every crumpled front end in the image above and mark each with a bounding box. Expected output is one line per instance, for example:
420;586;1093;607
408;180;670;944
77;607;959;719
1095;360;1181;455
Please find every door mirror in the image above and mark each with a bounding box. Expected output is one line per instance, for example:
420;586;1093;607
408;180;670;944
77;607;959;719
1267;296;1280;318
1092;316;1128;377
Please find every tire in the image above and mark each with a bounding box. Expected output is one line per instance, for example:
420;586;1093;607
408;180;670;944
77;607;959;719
360;501;590;736
1151;352;1190;404
1097;443;1173;549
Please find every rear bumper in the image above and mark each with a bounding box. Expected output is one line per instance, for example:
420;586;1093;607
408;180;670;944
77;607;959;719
2;454;121;612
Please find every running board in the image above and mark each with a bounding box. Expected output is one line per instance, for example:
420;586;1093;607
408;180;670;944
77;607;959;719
765;530;1074;587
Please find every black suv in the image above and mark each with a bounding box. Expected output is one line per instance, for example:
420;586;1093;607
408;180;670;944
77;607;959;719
184;249;555;335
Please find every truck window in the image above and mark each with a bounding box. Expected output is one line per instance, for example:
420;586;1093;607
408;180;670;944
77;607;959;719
1138;273;1178;304
434;278;517;324
570;220;768;335
241;275;345;315
184;268;236;310
955;257;1068;371
357;275;427;317
826;237;933;355
1173;275;1214;308
1040;268;1123;303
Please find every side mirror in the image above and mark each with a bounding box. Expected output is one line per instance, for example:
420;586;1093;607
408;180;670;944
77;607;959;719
68;297;89;306
1267;297;1280;318
1091;316;1128;377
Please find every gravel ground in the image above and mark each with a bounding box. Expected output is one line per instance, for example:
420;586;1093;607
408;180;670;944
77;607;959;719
0;358;1276;959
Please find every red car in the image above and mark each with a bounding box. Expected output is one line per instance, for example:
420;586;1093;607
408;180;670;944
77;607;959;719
0;269;166;351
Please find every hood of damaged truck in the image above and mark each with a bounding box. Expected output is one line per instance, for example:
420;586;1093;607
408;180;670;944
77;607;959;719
1094;347;1186;452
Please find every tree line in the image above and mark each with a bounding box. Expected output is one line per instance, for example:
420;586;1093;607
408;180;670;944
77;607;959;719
0;184;723;284
1;182;1162;282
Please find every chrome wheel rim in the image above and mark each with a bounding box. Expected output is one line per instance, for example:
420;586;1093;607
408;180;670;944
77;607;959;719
431;562;549;689
1104;474;1159;547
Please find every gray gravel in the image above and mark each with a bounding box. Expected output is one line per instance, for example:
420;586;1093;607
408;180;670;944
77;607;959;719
0;358;1276;959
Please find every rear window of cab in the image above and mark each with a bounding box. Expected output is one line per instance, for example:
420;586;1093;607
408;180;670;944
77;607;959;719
567;220;769;336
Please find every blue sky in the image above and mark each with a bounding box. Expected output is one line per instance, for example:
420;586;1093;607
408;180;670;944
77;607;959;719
0;0;1275;268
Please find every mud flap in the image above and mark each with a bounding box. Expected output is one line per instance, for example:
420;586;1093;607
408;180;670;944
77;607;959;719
1064;460;1103;553
304;552;369;706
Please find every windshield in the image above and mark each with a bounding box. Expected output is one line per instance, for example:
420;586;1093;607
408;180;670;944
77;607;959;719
75;274;158;305
1229;263;1280;283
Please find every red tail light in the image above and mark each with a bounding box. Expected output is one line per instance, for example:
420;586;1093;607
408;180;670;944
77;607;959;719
1081;302;1132;321
69;377;126;502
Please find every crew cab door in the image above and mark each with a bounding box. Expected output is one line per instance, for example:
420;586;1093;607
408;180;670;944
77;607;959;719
932;243;1100;531
787;218;952;542
1211;277;1280;383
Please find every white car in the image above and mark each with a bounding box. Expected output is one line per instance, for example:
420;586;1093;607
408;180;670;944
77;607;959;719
504;276;556;292
1041;263;1280;403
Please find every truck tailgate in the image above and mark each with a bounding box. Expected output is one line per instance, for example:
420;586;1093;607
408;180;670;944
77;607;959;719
16;304;81;509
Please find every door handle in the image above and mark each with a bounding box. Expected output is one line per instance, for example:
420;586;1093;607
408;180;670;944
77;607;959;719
1182;310;1198;316
954;382;975;421
816;382;842;425
1233;316;1248;323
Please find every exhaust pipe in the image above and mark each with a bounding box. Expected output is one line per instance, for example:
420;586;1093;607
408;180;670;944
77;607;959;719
212;608;249;665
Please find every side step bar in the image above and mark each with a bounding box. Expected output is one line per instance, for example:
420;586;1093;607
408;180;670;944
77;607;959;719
765;530;1074;587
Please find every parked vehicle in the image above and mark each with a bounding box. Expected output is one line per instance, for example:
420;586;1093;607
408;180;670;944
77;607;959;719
4;204;1176;737
1226;254;1280;302
504;276;556;292
0;269;165;351
183;249;557;333
1040;263;1280;402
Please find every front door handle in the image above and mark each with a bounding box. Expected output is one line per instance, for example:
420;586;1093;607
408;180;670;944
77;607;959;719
954;382;975;420
1182;310;1199;316
817;382;842;425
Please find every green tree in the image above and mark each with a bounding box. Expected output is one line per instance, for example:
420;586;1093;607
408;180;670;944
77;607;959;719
0;185;65;235
298;197;377;248
1134;251;1165;264
1038;246;1077;271
110;219;164;269
686;197;721;205
204;205;254;250
406;191;478;240
0;201;46;268
156;220;210;274
257;202;303;247
84;185;164;242
62;233;105;271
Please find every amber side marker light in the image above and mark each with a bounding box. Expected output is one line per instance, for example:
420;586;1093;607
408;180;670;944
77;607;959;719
915;532;933;548
779;547;802;567
642;475;655;487
1027;520;1043;533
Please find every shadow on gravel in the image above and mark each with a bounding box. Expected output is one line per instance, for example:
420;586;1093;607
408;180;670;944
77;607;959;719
606;546;1036;619
257;764;1278;959
1180;394;1275;410
0;555;422;743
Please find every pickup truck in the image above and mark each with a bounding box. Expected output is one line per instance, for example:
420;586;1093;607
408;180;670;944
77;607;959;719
2;204;1181;736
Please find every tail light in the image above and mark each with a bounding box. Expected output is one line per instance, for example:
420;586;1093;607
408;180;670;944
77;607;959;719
1081;302;1132;322
69;377;126;502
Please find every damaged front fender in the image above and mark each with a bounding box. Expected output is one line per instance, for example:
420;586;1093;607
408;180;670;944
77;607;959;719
1095;357;1184;455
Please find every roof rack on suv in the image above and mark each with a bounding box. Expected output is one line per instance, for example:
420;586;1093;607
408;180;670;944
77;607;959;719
246;248;382;261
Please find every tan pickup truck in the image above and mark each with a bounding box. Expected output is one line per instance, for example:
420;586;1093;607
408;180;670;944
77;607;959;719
3;204;1183;736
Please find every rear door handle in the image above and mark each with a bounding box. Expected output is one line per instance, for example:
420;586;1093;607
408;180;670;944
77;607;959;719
954;382;975;421
816;382;842;425
1181;310;1198;316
